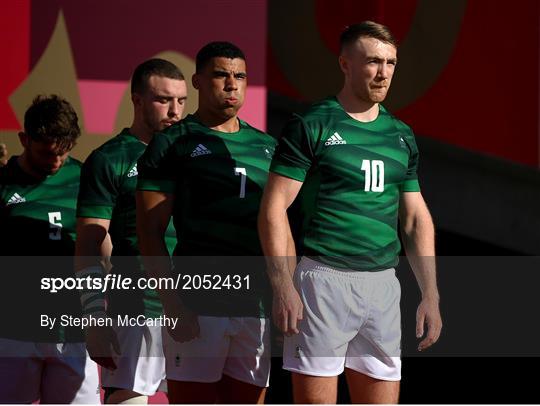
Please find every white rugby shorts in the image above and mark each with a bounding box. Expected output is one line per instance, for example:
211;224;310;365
163;316;271;387
283;257;402;381
101;323;167;395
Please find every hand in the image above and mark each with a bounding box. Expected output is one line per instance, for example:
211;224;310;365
0;144;7;166
272;281;303;336
166;304;200;343
85;325;121;370
416;296;442;351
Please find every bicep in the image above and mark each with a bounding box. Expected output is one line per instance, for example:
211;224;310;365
75;217;112;263
261;173;303;212
136;190;174;234
399;192;432;230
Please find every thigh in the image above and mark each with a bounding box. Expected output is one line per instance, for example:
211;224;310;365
218;374;266;404
223;317;271;389
40;342;100;404
101;324;166;396
345;367;400;404
292;372;338;404
167;380;218;404
0;339;41;403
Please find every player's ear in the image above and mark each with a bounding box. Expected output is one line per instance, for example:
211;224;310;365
338;54;349;75
131;93;142;108
192;73;200;90
18;132;29;148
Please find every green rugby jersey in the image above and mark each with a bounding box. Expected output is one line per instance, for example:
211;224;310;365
77;129;176;318
137;114;277;317
0;156;84;342
271;97;421;271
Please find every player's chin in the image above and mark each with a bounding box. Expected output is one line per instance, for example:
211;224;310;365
221;105;241;117
370;91;388;103
159;120;178;131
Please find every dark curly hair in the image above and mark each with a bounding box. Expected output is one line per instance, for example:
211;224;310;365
23;95;80;152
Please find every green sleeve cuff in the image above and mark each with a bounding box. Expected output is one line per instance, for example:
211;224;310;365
137;178;176;194
401;179;421;192
270;162;307;182
76;204;113;220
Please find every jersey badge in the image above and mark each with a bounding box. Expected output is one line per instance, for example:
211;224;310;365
6;192;26;206
263;147;273;159
399;136;407;148
190;144;212;158
324;132;347;146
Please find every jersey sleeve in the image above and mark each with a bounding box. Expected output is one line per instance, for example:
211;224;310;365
137;132;177;194
400;125;421;192
77;150;118;219
270;115;316;182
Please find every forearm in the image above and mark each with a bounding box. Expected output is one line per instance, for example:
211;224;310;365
136;190;183;313
401;212;439;300
258;205;295;288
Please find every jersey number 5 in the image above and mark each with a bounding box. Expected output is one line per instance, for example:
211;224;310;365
48;211;62;240
361;160;385;192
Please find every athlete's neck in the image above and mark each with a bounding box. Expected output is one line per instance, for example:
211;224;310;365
194;110;240;133
336;88;380;123
129;120;152;145
17;154;49;179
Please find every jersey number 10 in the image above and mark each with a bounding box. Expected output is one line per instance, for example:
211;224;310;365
361;160;385;192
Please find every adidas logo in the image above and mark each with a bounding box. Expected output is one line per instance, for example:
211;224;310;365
190;144;212;157
325;132;347;146
127;164;138;178
6;193;26;205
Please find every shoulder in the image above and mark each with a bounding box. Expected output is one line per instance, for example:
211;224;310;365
94;130;144;157
65;156;82;170
379;105;414;135
238;120;278;146
287;97;341;135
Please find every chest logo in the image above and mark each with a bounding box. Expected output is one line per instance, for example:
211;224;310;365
399;136;407;148
6;193;26;206
127;164;138;178
264;147;273;159
325;132;347;146
190;144;212;157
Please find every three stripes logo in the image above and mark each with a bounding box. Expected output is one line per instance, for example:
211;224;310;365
325;132;347;146
127;164;138;178
190;144;212;157
6;193;26;205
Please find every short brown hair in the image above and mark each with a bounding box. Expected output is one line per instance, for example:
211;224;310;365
340;21;397;53
131;58;185;95
24;95;80;152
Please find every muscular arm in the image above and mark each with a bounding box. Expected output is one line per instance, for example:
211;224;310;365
136;190;199;342
74;217;118;369
399;192;442;351
74;217;112;270
258;173;303;334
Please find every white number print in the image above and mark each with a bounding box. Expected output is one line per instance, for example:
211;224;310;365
234;167;247;198
361;160;385;192
48;211;62;240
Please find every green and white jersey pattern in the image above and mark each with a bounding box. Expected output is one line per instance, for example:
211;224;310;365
137;114;277;316
271;97;421;271
0;156;84;342
77;129;176;317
